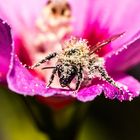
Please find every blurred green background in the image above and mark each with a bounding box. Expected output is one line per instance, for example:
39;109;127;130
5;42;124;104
0;64;140;140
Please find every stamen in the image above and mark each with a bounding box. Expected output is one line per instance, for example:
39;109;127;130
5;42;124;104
36;0;72;30
34;0;72;49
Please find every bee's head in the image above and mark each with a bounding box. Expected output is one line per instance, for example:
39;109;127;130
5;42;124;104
58;64;77;87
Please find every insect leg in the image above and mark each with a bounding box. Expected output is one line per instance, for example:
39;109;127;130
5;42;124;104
42;66;56;70
25;52;57;69
96;66;121;90
47;66;58;87
75;65;83;91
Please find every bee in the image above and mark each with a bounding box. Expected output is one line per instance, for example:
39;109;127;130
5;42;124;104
25;33;124;92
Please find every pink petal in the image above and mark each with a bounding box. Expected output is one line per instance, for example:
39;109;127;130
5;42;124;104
103;73;140;101
106;38;140;72
80;0;140;55
0;19;12;82
0;0;46;35
68;0;90;36
77;85;102;102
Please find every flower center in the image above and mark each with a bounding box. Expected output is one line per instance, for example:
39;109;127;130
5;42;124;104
36;0;72;32
33;0;72;57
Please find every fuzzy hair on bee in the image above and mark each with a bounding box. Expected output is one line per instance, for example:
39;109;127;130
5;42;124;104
25;32;124;92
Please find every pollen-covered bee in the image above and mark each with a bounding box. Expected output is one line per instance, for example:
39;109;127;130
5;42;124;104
26;33;124;92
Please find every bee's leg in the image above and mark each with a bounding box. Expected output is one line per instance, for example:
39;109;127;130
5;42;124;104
47;67;58;87
25;52;57;69
42;66;56;70
75;66;83;91
96;66;121;90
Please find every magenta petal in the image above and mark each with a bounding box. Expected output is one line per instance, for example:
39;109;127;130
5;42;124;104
0;0;46;35
81;0;140;55
76;85;102;102
68;0;90;36
7;55;57;96
106;38;140;72
0;19;12;82
117;74;140;95
103;84;132;101
103;74;140;101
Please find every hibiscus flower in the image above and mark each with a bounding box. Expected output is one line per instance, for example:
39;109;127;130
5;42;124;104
0;0;140;102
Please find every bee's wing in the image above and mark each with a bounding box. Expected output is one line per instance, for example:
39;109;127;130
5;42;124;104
90;32;125;54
